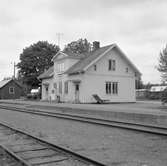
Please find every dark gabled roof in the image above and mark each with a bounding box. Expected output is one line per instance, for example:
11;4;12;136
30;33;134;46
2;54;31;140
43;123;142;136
62;51;85;58
38;66;54;79
0;79;11;89
64;44;141;76
39;43;141;79
64;44;114;75
0;79;23;89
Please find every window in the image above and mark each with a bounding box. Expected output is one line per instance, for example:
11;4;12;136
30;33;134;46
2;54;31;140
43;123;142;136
57;63;65;72
59;81;62;94
53;83;57;89
126;67;128;73
108;59;116;71
9;87;15;94
106;82;111;94
112;82;118;94
105;82;118;95
94;65;97;71
64;81;68;94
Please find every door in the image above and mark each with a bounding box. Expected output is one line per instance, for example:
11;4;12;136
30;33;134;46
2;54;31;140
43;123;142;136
75;83;80;103
45;86;49;100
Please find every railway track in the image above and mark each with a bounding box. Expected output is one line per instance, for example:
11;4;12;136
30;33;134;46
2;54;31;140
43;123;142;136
0;104;167;136
0;144;28;166
0;121;106;166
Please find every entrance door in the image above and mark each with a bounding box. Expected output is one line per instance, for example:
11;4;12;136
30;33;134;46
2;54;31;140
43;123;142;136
45;86;49;100
75;83;80;103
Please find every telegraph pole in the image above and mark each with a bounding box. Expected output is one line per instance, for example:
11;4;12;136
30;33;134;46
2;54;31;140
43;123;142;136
56;33;63;48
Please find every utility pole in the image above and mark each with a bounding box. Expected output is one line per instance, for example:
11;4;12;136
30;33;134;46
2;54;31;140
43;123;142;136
14;62;16;79
12;62;16;79
56;33;63;48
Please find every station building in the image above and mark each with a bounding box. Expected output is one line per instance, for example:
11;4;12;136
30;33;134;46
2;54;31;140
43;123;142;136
39;42;141;103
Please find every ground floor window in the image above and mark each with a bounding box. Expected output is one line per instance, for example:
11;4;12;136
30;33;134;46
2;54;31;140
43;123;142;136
53;82;57;89
105;82;118;95
9;87;15;94
112;82;118;94
64;81;68;94
106;82;111;94
59;81;62;94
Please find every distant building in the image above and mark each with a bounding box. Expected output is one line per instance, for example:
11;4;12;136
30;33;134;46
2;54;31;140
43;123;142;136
0;79;24;99
39;42;141;103
149;85;167;99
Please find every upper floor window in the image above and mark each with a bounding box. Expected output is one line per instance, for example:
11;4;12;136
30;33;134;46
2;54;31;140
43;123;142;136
126;67;128;73
108;59;116;71
135;72;137;77
9;87;15;94
94;65;97;71
57;63;65;72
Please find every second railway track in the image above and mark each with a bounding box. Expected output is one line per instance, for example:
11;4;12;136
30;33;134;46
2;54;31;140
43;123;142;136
0;104;167;136
0;121;106;166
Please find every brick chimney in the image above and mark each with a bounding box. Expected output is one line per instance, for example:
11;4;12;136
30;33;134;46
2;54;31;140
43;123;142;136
93;41;100;51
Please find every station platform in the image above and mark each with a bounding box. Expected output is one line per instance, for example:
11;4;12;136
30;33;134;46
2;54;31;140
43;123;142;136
0;100;167;127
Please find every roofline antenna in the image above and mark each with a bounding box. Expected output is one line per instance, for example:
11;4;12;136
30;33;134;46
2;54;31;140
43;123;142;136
56;33;63;49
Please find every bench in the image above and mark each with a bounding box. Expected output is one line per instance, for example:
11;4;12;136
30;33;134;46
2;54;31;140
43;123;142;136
92;94;110;104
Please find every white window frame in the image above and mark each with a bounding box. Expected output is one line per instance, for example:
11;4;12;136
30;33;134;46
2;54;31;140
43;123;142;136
112;82;118;95
57;63;65;72
108;59;116;71
106;82;111;94
9;87;15;94
105;82;118;95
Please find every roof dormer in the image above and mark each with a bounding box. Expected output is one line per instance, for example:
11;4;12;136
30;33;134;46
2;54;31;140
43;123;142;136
52;51;83;62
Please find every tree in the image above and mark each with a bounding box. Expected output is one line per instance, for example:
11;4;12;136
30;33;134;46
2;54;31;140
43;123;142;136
157;45;167;82
63;38;91;54
135;79;144;89
17;41;59;89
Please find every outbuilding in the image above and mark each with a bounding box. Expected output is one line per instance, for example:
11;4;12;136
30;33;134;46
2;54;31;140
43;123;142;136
0;79;24;99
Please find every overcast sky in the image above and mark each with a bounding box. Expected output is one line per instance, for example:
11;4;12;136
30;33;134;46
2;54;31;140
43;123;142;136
0;0;167;83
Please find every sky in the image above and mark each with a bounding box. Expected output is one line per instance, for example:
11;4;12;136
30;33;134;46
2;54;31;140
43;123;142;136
0;0;167;83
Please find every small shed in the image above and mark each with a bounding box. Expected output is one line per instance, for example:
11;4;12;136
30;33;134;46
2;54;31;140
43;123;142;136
0;79;24;99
